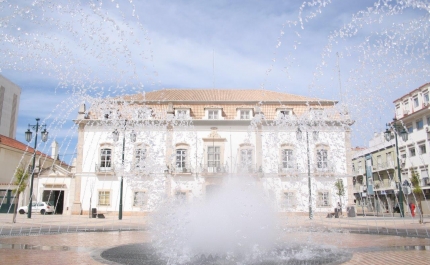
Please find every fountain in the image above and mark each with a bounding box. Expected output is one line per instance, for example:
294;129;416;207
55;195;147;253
0;1;429;265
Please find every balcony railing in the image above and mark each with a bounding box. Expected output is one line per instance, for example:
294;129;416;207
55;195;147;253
174;167;192;174
372;161;395;171
353;184;365;193
313;161;336;175
95;163;115;173
202;165;228;174
278;163;299;175
352;167;365;175
374;181;397;190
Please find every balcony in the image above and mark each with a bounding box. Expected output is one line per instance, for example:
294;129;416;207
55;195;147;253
374;181;397;190
174;167;192;174
313;161;336;176
353;184;365;193
202;164;228;176
278;163;299;176
352;168;365;175
372;161;395;171
95;163;115;175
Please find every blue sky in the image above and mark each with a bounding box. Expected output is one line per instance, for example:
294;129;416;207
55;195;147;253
0;0;429;162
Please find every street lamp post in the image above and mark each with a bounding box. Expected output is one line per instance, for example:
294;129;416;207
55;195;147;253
113;120;136;220
384;119;408;217
25;118;49;218
297;127;318;220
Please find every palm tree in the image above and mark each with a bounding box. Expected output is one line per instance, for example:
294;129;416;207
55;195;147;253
12;165;29;223
410;168;424;224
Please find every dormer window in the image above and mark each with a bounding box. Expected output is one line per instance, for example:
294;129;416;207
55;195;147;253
209;110;219;119
175;109;190;119
205;108;223;120
103;109;119;120
311;108;325;119
277;108;293;119
136;108;152;120
236;108;253;120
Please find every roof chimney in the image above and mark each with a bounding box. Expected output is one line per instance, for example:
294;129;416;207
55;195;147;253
51;141;59;159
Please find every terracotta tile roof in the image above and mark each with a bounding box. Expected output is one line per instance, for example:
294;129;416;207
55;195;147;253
123;89;333;103
0;134;68;166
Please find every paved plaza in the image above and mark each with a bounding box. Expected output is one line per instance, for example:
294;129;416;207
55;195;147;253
0;214;429;264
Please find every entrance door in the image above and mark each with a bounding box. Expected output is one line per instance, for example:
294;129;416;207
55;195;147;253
0;190;15;213
42;190;64;214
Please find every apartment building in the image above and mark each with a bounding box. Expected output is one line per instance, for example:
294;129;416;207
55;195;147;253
393;82;430;213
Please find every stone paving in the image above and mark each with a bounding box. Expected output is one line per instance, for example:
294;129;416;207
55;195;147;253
0;214;429;264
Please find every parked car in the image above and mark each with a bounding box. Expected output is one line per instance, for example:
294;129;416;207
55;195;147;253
18;202;55;215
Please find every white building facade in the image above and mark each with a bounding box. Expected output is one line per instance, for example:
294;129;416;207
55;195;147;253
393;82;430;212
0;74;21;139
72;89;353;216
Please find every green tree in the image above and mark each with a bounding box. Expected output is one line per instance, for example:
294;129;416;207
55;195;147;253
12;165;29;223
335;179;345;214
410;168;424;224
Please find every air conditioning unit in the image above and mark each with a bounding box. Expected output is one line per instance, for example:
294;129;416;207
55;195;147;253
423;102;428;107
400;158;406;164
426;126;430;133
425;178;430;185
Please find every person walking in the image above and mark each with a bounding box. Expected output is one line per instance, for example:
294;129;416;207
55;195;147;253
410;202;416;218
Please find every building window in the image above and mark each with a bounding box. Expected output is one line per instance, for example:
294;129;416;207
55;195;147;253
427;116;430;125
207;146;221;168
317;191;330;207
316;149;328;169
424;93;429;105
404;100;409;114
133;191;146;207
103;109;119;119
416;119;424;130
176;149;187;169
396;104;401;117
136;108;152;119
410;147;416;157
419;144;426;155
311;108;325;119
280;192;295;210
376;155;382;168
240;110;251;120
208;110;219;119
421;169;429;186
277;109;292;119
281;149;294;168
134;147;146;168
406;124;413;133
98;191;110;206
413;96;419;108
100;148;112;169
386;152;393;166
175;109;190;119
